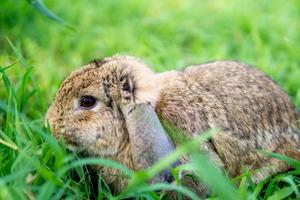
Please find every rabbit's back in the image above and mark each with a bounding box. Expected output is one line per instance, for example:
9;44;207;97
156;61;300;180
184;61;298;134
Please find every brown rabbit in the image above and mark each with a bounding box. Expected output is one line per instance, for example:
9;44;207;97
46;55;300;196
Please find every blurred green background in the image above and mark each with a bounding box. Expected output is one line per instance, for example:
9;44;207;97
1;0;300;199
1;0;300;110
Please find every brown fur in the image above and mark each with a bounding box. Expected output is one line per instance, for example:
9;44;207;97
46;55;300;196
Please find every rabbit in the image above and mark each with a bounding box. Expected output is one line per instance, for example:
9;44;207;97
46;55;300;197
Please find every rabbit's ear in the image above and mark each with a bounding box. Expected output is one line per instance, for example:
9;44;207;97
121;103;177;183
120;74;134;93
119;74;135;102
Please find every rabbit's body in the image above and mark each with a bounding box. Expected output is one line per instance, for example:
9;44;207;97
156;61;300;181
46;55;300;196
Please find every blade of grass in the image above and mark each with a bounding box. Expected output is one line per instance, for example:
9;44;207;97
26;0;74;29
118;183;201;200
5;37;28;67
190;152;242;200
6;38;46;111
0;62;16;73
257;150;300;169
0;168;32;187
0;138;18;150
267;186;295;200
57;158;133;177
281;176;300;198
0;130;18;151
18;67;33;111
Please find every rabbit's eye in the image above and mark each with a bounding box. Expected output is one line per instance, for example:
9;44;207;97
80;96;97;109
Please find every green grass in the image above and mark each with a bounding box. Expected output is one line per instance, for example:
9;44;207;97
1;0;300;199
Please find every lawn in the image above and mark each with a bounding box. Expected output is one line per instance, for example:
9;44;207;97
0;0;300;199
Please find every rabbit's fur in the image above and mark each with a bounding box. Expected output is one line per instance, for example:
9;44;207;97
46;55;300;195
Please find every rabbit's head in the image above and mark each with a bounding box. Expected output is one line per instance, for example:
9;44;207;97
45;55;176;189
